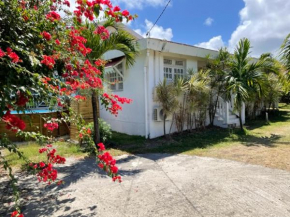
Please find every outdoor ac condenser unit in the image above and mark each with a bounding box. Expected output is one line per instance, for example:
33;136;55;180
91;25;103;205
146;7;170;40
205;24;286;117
153;107;172;122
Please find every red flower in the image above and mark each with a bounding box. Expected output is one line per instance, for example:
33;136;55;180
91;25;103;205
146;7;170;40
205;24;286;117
63;0;70;7
98;163;104;169
0;48;5;58
94;59;105;67
55;39;60;45
111;166;118;174
74;95;86;101
16;92;29;107
79;133;83;138
6;47;21;63
11;211;23;217
44;122;59;131
87;128;91;134
39;162;46;168
93;26;110;40
2;111;26;132
97;143;106;151
39;148;47;153
113;6;120;12
46;11;60;22
41;55;55;69
44;119;59;131
122;10;129;17
41;31;52;41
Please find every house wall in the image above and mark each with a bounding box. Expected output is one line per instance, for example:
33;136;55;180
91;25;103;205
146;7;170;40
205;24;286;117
100;50;147;136
146;50;211;138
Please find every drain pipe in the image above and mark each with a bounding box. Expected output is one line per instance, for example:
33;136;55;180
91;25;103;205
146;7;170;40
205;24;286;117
144;49;150;138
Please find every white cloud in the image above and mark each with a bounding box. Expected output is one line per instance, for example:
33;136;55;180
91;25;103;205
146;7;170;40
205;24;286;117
228;0;290;57
111;0;168;9
204;17;214;26
134;19;173;40
195;36;225;51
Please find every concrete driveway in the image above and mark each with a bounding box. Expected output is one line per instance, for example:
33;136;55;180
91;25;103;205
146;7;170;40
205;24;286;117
5;154;290;216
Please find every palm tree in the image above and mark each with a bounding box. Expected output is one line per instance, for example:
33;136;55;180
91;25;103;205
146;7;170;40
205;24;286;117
82;21;138;144
280;34;290;99
280;34;290;77
205;48;231;126
185;70;210;130
225;38;265;130
156;79;179;137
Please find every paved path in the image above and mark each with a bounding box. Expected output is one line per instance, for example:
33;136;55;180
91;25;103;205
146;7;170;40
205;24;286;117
3;154;290;216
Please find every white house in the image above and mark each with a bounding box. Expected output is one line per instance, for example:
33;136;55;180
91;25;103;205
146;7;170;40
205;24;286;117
100;26;245;139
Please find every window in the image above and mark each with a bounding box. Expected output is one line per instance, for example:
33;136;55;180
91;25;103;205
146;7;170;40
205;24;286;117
163;58;185;82
108;62;123;91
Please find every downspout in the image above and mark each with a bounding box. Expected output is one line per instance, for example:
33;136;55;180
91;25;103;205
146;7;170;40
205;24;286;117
144;49;150;138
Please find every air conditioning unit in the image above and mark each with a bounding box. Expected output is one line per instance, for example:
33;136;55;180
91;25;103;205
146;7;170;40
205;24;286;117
153;107;173;122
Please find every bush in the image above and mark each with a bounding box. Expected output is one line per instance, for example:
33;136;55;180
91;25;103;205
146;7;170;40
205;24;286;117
87;119;112;143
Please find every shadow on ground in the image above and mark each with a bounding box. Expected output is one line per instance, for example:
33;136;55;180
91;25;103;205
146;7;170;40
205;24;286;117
0;154;143;217
107;110;290;159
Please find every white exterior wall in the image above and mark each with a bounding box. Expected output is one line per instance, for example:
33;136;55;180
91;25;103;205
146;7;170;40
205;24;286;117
146;50;208;138
100;38;243;139
100;51;147;136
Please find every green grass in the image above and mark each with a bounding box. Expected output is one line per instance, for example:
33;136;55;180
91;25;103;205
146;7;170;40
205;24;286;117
107;106;290;157
3;142;86;168
3;104;290;170
279;103;290;110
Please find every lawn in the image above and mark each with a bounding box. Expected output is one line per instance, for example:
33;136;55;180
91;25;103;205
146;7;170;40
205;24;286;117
2;141;87;168
3;104;290;171
107;105;290;171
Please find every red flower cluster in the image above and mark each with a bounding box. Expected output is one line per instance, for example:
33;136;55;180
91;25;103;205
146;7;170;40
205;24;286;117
41;31;52;41
30;145;66;185
2;111;26;132
44;119;59;131
63;0;70;7
97;142;105;151
94;26;110;40
11;211;24;217
102;93;132;116
16;91;29;107
113;94;133;104
107;7;133;22
46;11;60;22
41;55;55;69
78;126;92;139
74;0;113;22
6;48;21;63
97;142;122;183
74;95;86;101
69;28;92;56
94;59;106;67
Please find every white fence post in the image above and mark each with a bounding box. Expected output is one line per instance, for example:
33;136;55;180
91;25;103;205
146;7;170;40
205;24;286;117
241;102;246;124
225;101;229;124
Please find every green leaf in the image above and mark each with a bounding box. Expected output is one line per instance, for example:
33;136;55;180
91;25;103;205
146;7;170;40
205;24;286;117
93;4;100;18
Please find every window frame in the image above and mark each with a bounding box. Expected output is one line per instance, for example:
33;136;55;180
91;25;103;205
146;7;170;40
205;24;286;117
107;61;124;92
163;58;185;82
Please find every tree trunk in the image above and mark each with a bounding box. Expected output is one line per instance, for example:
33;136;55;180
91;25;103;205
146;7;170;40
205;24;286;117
239;110;244;131
92;91;100;145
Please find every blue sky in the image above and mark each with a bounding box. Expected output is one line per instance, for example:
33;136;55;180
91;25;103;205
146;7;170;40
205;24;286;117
67;0;290;57
111;0;290;57
126;0;244;45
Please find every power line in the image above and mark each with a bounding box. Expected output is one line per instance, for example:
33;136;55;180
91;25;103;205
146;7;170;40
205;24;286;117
146;0;171;37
